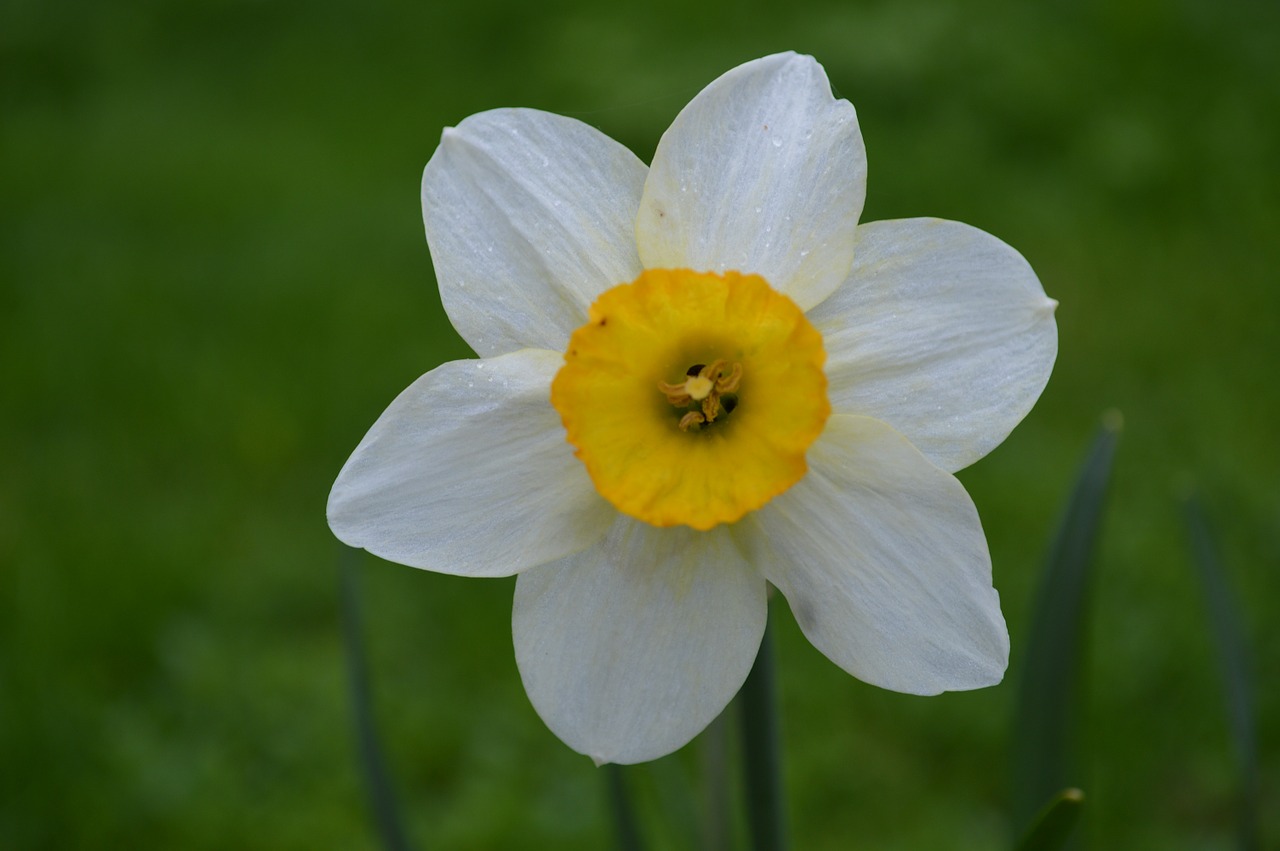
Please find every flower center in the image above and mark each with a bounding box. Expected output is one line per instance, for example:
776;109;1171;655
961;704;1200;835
658;359;742;431
550;268;829;530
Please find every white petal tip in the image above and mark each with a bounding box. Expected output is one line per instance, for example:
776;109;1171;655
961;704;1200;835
926;655;1008;695
1042;297;1060;314
590;753;609;768
896;659;1007;696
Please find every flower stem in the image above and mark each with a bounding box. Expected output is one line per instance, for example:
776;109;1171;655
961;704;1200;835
740;602;786;851
340;549;413;851
699;712;732;851
604;764;644;851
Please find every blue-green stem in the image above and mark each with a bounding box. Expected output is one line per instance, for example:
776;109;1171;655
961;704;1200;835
700;712;733;851
740;600;786;851
340;550;413;851
604;763;644;851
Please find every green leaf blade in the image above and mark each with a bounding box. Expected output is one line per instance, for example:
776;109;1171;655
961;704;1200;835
1015;788;1086;851
1182;492;1261;851
1011;412;1121;837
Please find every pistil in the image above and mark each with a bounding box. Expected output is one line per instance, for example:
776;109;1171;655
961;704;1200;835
658;359;742;430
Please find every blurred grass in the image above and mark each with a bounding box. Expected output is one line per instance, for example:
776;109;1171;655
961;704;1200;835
2;0;1278;847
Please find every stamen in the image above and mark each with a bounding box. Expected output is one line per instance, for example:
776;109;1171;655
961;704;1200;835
678;411;706;430
659;359;743;431
715;362;742;394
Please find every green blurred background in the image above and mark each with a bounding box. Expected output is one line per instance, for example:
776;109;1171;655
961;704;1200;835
2;0;1277;847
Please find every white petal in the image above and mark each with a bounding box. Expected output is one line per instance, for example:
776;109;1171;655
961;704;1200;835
422;108;648;356
327;349;613;576
737;415;1008;694
811;218;1058;473
514;517;766;764
635;52;866;311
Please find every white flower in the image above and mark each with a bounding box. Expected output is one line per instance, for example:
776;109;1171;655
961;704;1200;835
328;52;1058;765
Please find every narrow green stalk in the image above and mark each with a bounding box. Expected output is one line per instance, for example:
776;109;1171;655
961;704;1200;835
604;764;644;851
700;712;733;851
340;550;413;851
740;603;786;851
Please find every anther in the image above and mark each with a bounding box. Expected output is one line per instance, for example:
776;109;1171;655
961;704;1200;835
678;411;706;430
659;359;743;431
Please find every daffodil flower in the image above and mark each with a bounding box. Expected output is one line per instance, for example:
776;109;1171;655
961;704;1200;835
328;52;1058;765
